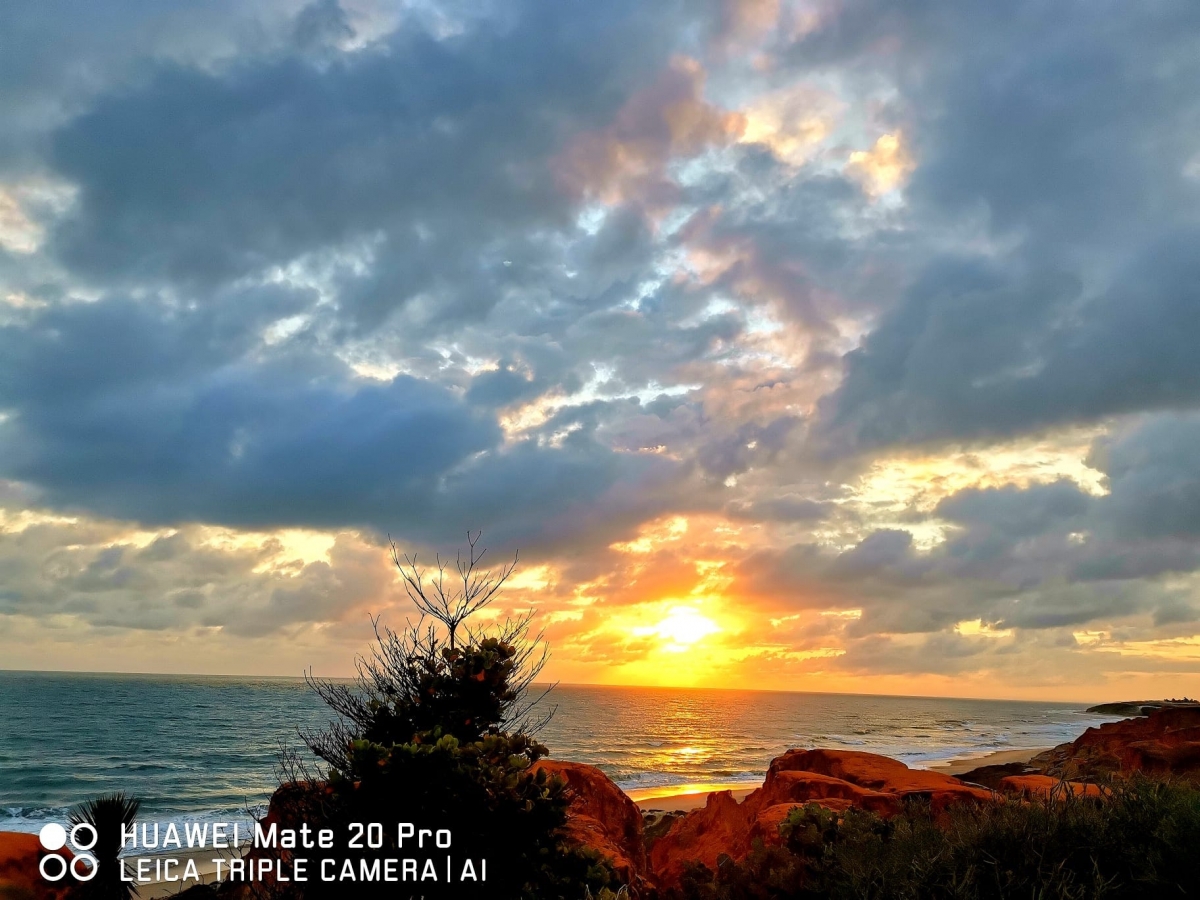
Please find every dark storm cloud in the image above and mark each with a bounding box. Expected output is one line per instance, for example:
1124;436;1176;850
0;292;696;550
695;415;800;480
935;480;1091;538
813;0;1200;452
822;229;1200;451
0;0;727;550
45;0;694;322
0;294;495;529
1092;413;1200;540
2;359;498;531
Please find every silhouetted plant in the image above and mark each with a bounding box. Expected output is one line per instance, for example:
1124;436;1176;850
69;792;141;900
302;532;552;767
281;532;617;900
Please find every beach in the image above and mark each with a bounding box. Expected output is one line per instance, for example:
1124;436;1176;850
132;846;235;899
928;747;1050;777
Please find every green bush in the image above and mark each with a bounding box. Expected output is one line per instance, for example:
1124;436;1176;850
276;534;619;900
670;775;1200;900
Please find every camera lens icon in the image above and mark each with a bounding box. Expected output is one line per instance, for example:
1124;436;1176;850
39;822;99;882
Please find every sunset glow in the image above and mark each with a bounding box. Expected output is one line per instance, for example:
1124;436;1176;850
1;0;1198;704
636;607;722;652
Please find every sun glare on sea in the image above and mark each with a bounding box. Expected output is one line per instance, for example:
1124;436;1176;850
636;607;721;652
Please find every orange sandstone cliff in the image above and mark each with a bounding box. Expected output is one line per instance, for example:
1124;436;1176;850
1030;706;1200;779
533;760;651;892
648;749;992;889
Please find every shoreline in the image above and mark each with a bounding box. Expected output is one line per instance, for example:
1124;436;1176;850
927;747;1050;777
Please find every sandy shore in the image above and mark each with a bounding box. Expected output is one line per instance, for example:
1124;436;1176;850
128;844;245;899
928;747;1050;776
631;783;760;813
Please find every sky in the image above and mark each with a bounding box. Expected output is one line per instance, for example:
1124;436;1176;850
2;0;1200;701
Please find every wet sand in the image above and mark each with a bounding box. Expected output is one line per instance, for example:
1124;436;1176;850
928;747;1050;776
632;783;759;813
129;844;245;898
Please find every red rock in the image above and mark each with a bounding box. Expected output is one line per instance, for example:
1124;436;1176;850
1035;707;1200;778
533;760;649;890
0;831;77;900
768;749;993;812
758;770;903;816
1120;739;1200;774
648;790;753;889
998;774;1104;799
649;749;993;889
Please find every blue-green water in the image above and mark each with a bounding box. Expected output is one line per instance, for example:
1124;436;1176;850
0;671;1117;833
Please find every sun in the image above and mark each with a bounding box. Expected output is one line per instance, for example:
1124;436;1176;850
639;607;721;652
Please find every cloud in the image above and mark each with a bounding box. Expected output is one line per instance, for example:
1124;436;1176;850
2;0;1200;691
811;0;1200;453
0;292;703;552
935;480;1091;538
41;1;694;326
821;232;1200;451
0;513;396;639
1092;413;1200;540
845;132;913;196
556;55;746;207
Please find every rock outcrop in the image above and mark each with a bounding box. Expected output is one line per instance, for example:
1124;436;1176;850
533;760;650;892
953;761;1039;789
0;831;77;900
1031;706;1200;779
649;749;992;889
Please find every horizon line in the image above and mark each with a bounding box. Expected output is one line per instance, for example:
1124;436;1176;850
0;666;1103;707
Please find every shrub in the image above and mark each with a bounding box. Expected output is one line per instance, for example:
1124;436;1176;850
271;533;619;900
667;775;1200;900
69;792;141;900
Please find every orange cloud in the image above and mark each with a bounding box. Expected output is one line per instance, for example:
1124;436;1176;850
556;57;746;207
721;0;781;44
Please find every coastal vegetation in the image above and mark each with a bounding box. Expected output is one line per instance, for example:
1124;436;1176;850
270;533;619;900
666;776;1200;900
69;792;141;900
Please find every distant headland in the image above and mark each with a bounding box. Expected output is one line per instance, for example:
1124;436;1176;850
1085;698;1200;716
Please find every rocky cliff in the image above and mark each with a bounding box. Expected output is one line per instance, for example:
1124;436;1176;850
1030;706;1200;779
0;831;77;900
647;749;992;889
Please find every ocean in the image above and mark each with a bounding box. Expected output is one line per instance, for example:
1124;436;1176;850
0;671;1118;834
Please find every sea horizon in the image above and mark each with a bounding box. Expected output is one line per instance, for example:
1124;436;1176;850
0;670;1121;836
0;667;1103;707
